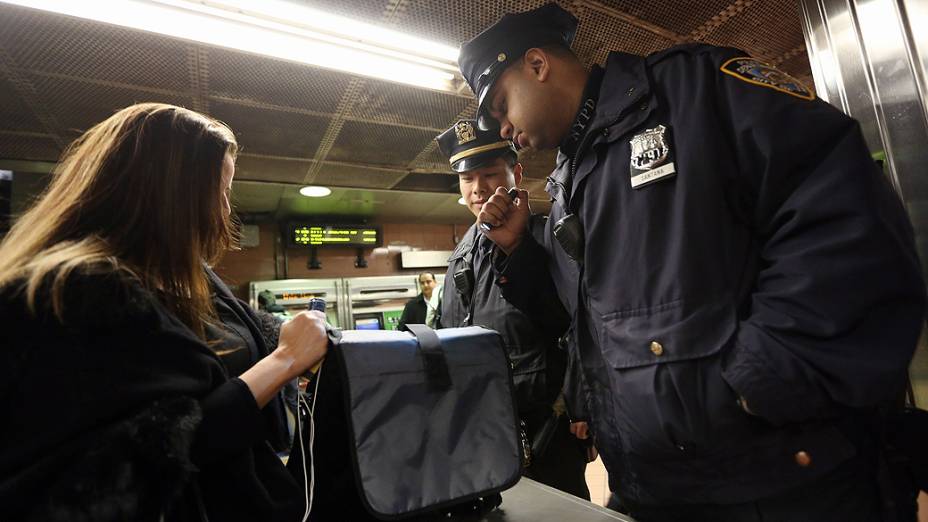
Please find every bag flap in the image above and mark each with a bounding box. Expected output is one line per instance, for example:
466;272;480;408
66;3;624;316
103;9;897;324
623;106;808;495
336;326;522;518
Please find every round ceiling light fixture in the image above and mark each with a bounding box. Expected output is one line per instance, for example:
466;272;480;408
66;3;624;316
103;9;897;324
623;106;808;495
299;185;332;197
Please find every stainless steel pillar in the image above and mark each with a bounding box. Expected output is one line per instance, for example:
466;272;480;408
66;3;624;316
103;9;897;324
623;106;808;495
800;0;928;404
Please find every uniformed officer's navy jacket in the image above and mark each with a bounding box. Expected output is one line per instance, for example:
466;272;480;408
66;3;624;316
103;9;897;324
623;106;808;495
441;221;569;423
498;44;926;504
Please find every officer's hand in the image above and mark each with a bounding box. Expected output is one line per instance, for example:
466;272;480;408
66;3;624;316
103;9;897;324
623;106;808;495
570;421;590;440
479;187;530;254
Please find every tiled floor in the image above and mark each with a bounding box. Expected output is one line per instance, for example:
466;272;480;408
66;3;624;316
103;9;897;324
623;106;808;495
584;456;609;506
585;459;928;522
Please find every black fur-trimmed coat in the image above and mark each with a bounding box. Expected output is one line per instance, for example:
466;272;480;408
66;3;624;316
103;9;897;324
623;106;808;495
0;269;302;521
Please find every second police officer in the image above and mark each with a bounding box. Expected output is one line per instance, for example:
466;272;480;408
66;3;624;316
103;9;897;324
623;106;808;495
457;3;926;522
435;120;591;500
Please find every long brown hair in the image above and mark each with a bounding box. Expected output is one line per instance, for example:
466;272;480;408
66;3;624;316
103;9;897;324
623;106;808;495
0;103;238;338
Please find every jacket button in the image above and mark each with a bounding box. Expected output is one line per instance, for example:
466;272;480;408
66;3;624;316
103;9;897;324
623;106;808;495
650;341;664;356
626;87;635;96
794;451;812;467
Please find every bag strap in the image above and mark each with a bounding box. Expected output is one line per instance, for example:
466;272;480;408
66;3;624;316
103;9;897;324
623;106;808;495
402;324;452;391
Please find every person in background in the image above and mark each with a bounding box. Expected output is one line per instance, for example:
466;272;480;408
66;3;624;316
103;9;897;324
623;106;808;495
459;4;926;521
0;103;328;521
257;288;289;318
398;271;441;329
435;119;591;499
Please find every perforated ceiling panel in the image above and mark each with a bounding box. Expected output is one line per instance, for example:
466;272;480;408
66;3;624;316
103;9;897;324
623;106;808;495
0;133;61;162
398;0;551;46
0;0;814;223
572;4;676;65
208;48;352;114
0;77;43;132
348;80;471;131
32;75;192;134
235;155;313;184
230;182;286;214
313;163;409;190
211;99;330;159
698;1;808;79
327;120;437;166
0;4;190;92
409;145;452;173
596;0;740;38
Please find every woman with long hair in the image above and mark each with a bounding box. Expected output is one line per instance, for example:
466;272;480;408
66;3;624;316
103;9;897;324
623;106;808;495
0;103;328;521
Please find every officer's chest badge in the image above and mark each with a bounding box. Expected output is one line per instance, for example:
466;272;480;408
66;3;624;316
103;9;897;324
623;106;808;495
455;121;477;145
629;124;676;189
720;57;815;101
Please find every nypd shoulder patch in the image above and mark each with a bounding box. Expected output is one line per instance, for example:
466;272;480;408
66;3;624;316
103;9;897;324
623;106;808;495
720;57;815;101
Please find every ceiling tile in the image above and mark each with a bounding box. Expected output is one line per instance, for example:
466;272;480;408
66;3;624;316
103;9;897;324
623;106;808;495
327;120;436;166
348;80;470;130
313;163;407;189
0;133;61;162
235;155;313;183
0;4;189;91
231;181;285;213
595;0;735;38
211;99;329;159
209;48;352;113
0;77;44;132
390;172;458;193
32;75;191;133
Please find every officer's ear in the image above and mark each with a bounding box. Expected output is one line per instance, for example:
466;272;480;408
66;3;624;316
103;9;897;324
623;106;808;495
523;48;550;82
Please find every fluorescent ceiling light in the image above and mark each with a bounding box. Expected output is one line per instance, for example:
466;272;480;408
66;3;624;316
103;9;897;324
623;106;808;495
300;185;332;197
1;0;463;92
457;197;466;205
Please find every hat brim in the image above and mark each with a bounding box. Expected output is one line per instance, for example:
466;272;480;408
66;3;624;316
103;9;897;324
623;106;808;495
476;83;498;131
474;59;510;131
451;147;516;173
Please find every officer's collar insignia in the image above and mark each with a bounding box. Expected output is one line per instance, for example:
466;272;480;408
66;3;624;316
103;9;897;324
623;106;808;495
720;57;815;101
629;124;676;189
455;121;477;145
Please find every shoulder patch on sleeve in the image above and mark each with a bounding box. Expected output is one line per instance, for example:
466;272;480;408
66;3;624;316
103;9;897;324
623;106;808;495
720;57;815;100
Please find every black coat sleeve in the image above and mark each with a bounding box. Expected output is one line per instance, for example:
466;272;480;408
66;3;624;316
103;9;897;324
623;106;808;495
492;234;571;341
698;48;927;425
562;336;591;422
191;376;269;464
397;298;416;330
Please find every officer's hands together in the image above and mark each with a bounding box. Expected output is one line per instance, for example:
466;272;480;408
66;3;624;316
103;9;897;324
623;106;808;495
479;186;531;254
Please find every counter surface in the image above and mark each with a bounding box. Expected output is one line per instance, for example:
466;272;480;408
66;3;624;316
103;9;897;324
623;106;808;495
452;478;636;522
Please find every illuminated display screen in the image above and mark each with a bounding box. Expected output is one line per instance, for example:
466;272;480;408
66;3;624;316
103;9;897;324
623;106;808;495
279;291;323;301
289;224;381;248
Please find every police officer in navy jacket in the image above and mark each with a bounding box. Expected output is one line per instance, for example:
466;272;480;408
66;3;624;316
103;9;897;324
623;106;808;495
458;3;927;521
435;120;591;499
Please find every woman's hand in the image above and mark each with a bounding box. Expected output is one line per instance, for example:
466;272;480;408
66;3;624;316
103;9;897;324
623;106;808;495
275;310;329;377
240;311;328;407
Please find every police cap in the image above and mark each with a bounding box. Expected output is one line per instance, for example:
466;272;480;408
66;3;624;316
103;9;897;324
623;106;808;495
458;3;578;130
435;120;517;173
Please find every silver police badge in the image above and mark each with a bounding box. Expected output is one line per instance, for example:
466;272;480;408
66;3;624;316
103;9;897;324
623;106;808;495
455;121;477;145
629;124;676;189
